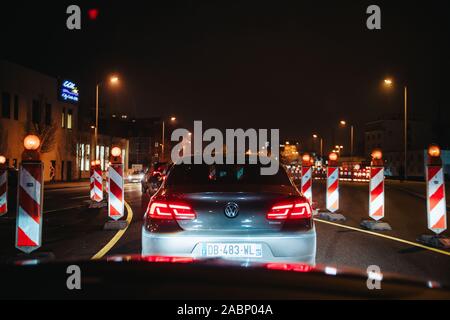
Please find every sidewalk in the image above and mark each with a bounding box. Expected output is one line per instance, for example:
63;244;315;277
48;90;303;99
44;180;90;190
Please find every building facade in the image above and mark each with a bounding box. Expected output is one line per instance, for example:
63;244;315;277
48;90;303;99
0;60;79;181
365;118;433;178
0;60;129;182
76;132;129;179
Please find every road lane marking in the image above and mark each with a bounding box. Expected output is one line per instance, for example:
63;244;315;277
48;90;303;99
314;218;450;257
91;200;134;260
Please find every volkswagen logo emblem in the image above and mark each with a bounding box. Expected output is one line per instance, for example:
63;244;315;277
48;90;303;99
224;202;239;218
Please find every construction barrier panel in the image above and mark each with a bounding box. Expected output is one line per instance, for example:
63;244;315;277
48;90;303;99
15;161;44;254
108;148;124;221
426;145;447;234
369;150;384;221
326;167;339;213
301;154;313;205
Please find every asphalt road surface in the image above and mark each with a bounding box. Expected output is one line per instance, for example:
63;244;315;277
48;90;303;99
0;180;449;286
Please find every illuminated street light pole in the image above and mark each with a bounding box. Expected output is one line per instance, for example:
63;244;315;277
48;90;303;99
312;134;323;158
339;121;354;160
94;75;120;160
161;117;177;162
384;78;408;181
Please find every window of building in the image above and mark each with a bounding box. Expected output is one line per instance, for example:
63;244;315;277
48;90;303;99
13;95;19;120
67;109;73;129
2;92;11;118
80;144;85;171
32;100;41;124
45;103;52;125
61;108;66;128
85;145;90;171
100;146;105;170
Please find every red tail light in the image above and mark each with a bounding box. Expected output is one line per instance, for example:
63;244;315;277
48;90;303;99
146;200;196;220
265;263;314;273
141;256;194;264
267;200;312;220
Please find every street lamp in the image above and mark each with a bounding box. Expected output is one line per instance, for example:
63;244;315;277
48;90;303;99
312;134;323;158
339;120;354;160
384;78;393;86
23;135;41;151
161;116;177;161
94;75;120;160
334;145;344;154
383;78;408;181
110;76;119;84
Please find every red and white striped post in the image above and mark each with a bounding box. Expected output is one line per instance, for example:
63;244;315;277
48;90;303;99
326;152;339;213
15;135;44;254
418;145;449;248
301;153;313;205
89;160;95;201
108;147;124;221
425;145;447;234
361;149;391;230
369;149;384;221
0;155;7;216
93;160;103;202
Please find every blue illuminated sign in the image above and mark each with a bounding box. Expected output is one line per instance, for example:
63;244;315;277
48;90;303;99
59;80;79;103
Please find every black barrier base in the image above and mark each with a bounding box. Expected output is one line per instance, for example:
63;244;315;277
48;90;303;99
317;211;346;222
417;234;450;249
360;220;392;231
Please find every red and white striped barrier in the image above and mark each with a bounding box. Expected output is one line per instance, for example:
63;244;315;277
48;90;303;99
15;162;44;253
89;164;95;201
326;166;339;213
427;166;446;234
0;163;7;216
369;166;384;221
417;145;449;248
93;165;103;202
108;148;124;221
360;149;391;231
301;154;313;205
426;146;447;234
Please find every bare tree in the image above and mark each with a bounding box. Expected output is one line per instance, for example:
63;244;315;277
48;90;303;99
24;94;58;154
31;121;58;154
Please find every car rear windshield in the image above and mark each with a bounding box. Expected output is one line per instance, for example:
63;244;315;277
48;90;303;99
166;163;291;186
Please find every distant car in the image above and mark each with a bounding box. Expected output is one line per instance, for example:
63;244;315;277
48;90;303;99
126;170;145;183
141;162;170;194
142;157;316;264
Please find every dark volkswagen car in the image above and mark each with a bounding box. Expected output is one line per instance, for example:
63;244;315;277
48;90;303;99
142;158;316;264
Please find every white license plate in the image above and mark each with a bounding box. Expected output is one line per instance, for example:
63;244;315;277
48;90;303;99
201;243;263;258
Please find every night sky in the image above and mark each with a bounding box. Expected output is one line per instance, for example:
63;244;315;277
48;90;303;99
1;1;450;152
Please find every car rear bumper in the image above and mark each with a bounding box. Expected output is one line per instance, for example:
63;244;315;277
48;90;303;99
141;227;316;264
